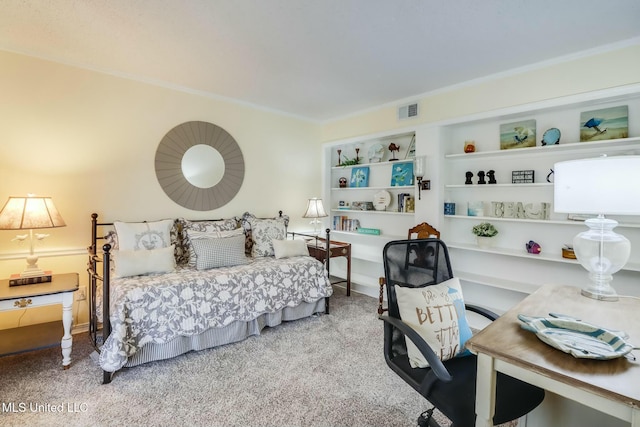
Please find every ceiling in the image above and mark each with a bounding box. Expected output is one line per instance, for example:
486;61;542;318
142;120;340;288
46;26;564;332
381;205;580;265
1;0;640;121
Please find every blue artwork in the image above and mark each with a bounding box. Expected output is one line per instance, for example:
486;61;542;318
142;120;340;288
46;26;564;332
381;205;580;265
580;105;628;142
390;161;414;186
350;167;369;187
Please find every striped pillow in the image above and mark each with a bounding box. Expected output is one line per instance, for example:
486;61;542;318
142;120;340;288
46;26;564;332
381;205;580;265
190;234;249;270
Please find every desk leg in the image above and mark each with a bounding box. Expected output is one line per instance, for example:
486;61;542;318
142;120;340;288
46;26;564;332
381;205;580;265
475;353;497;427
61;292;74;369
633;408;640;427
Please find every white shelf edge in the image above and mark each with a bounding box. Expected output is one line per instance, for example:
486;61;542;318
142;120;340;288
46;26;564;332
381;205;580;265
444;137;640;159
331;186;415;191
454;270;539;295
445;183;552;189
331;159;414;170
444;214;640;228
330;230;406;240
447;242;640;272
331;209;414;216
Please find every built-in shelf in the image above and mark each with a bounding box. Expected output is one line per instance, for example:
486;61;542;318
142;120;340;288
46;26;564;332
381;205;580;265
332;186;414;191
445;183;552;189
444;214;640;228
454;271;539;295
444;137;640;159
331;209;413;216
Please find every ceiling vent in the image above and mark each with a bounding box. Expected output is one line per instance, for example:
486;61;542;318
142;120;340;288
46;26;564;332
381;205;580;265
398;102;419;120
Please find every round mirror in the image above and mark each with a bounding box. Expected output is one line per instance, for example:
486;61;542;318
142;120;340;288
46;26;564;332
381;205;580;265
181;144;225;188
155;121;245;211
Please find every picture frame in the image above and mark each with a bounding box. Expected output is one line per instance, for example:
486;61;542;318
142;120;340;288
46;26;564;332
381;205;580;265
390;161;414;186
579;105;628;142
350;166;369;187
404;134;416;159
500;119;536;150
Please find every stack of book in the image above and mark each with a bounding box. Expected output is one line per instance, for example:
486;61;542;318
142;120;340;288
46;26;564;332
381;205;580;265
9;271;52;287
397;193;415;213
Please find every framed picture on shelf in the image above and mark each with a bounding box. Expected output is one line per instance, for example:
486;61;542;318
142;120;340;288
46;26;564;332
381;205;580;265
500;119;536;150
350;166;370;187
390;161;414;186
404;134;416;159
579;105;628;142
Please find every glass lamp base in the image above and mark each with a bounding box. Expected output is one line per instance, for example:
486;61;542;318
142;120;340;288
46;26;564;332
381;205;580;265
580;287;618;302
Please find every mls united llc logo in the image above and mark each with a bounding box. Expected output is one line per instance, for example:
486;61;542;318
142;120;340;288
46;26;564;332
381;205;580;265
2;401;88;413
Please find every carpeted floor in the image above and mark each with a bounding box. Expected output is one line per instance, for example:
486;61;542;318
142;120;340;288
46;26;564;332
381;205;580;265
1;288;444;427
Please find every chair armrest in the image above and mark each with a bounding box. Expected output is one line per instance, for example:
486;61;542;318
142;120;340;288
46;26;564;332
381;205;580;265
379;315;452;383
465;304;499;321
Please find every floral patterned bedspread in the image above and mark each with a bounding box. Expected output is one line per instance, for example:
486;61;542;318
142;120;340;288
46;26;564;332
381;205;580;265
99;256;333;372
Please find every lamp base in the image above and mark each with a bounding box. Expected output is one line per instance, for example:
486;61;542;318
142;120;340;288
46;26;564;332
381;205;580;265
580;287;618;302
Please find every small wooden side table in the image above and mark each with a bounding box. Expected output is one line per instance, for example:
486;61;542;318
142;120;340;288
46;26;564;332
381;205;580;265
305;237;351;296
0;273;79;369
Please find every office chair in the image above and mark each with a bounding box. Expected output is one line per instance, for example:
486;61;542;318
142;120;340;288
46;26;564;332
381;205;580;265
379;238;545;427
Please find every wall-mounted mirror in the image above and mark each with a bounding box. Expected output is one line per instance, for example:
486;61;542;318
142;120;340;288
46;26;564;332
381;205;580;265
155;121;245;211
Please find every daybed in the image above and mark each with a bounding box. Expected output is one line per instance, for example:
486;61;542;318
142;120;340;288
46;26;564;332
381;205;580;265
88;212;333;384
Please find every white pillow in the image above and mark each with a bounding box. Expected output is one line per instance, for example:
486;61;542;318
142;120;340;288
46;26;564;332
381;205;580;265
190;234;249;270
272;239;310;259
394;277;473;368
112;245;176;278
114;219;174;251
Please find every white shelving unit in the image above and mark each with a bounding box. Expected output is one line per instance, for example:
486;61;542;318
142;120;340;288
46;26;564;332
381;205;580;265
431;86;640;310
322;130;418;291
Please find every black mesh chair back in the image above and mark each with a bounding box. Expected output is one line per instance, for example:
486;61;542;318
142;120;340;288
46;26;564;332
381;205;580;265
380;238;545;427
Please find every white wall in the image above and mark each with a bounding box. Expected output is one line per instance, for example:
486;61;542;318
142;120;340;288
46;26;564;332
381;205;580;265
0;50;322;328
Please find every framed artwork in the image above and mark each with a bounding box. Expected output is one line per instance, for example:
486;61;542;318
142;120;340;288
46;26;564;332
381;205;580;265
500;119;536;150
350;166;370;187
390;161;414;186
580;105;628;142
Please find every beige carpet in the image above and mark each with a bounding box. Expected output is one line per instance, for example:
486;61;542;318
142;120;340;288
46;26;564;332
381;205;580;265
0;288;515;427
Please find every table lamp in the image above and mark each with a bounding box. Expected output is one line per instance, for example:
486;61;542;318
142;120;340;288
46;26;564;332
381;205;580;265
303;198;328;235
554;156;640;301
0;195;66;278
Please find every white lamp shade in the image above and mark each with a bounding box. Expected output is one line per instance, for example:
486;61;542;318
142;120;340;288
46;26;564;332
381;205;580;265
0;196;66;230
554;156;640;215
303;198;328;218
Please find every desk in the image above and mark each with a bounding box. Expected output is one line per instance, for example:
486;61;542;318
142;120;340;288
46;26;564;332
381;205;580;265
304;236;351;296
0;273;79;369
466;284;640;427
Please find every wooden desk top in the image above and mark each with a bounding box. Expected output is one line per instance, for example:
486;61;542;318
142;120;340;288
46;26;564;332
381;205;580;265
466;284;640;408
0;273;79;301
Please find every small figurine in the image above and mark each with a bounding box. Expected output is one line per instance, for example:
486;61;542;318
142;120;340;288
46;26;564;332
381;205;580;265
465;171;473;185
464;140;476;153
526;240;542;254
487;170;497;184
339;177;348;188
477;170;486;185
388;143;400;161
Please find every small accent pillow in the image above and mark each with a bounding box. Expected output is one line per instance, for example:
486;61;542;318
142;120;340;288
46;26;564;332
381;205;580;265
112;245;176;278
272;239;310;259
182;218;240;264
394;277;473;368
185;228;244;267
114;219;174;251
190;234;250;270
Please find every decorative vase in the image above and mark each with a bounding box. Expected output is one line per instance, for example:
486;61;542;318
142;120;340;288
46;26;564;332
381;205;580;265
476;236;494;249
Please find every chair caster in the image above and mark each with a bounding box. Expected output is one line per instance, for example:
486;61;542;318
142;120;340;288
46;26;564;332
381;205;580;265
417;408;438;427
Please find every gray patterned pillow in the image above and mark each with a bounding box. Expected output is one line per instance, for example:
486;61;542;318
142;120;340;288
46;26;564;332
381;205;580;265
190;234;249;270
246;216;288;258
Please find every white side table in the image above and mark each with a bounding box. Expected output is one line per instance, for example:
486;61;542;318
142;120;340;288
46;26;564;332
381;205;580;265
0;273;79;369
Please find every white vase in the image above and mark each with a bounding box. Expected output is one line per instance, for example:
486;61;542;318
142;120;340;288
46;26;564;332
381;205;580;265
476;236;494;249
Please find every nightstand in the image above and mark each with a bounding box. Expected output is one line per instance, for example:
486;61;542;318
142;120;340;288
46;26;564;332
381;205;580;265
305;237;351;296
0;273;79;368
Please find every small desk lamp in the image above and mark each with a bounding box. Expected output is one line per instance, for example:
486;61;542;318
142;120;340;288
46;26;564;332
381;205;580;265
303;198;328;235
554;156;640;301
0;195;66;278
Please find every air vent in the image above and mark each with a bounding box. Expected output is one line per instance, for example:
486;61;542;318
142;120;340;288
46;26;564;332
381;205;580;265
398;103;418;120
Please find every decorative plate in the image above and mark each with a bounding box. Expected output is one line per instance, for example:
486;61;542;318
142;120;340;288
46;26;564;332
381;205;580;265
373;190;391;211
541;128;561;146
518;314;635;360
368;143;384;163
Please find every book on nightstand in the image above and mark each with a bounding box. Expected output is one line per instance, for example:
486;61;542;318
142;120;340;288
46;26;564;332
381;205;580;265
9;271;53;286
